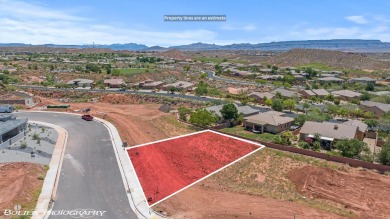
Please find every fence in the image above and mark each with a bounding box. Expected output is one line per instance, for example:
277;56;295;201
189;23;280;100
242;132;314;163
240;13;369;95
0;131;26;148
210;128;390;172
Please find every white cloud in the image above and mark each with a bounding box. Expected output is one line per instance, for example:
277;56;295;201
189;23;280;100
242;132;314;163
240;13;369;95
220;23;257;32
345;15;368;24
0;0;219;46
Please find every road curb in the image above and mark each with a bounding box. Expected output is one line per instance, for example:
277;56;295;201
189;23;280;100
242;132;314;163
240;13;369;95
29;121;68;219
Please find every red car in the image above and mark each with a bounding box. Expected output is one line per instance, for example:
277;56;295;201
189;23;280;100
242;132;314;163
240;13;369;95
81;114;94;121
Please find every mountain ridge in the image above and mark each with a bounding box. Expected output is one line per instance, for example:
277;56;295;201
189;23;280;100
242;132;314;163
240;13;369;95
1;39;390;52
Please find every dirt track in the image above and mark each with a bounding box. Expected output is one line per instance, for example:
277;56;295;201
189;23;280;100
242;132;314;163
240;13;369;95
288;166;390;218
0;163;46;216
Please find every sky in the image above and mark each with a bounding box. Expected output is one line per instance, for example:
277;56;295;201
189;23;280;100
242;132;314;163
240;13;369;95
1;0;390;46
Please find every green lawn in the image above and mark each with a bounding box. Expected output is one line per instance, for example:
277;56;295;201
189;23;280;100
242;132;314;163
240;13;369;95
221;126;280;142
118;68;156;75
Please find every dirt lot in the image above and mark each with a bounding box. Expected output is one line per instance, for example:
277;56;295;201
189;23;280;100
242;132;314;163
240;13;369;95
0;163;47;217
153;148;390;219
128;131;259;204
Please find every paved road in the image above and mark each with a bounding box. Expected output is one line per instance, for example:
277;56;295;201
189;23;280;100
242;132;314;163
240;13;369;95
15;112;137;219
16;85;221;103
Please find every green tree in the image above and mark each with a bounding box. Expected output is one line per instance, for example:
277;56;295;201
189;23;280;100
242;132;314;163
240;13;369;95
195;81;208;96
302;102;311;114
178;107;191;121
334;98;341;105
334;139;369;159
272;99;284;112
378;142;390;165
365;83;375;91
264;99;273;107
189;109;219;127
360;91;371;101
220;103;239;127
294;114;307;126
365;119;379;131
337;108;349;120
283;99;296;112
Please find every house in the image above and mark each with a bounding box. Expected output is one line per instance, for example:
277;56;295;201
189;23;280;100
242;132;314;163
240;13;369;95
248;92;275;104
299;121;359;148
205;104;259;123
299;89;330;99
162;81;194;91
299;90;316;99
243;111;294;134
257;75;283;81
360;101;390;116
141;81;164;89
343;119;368;140
0;114;27;145
331;90;362;101
66;78;94;87
104;79;126;88
271;88;301;99
0;92;34;106
317;76;344;83
312;89;329;97
349;77;376;84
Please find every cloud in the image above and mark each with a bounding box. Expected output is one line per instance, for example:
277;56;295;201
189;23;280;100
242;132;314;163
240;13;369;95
0;0;218;46
345;15;368;24
220;23;257;32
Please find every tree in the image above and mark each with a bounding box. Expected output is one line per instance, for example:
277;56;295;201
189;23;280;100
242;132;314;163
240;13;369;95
365;119;379;131
281;131;295;145
302;102;311;114
294;114;307;126
334;139;369;159
283;75;295;84
334;98;341;105
365;83;375;91
178;107;191;121
283;99;296;112
272;99;284;112
337;108;349;120
378;142;390;165
264;99;273;107
195;81;208;96
360;91;371;101
168;86;178;94
220;103;239;127
189;109;219;127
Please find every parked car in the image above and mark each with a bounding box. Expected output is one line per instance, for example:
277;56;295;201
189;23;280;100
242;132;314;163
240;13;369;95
252;129;261;134
81;114;94;121
119;87;126;91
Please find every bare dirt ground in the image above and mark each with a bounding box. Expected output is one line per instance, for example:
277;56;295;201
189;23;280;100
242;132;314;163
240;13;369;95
154;148;390;219
0;163;47;217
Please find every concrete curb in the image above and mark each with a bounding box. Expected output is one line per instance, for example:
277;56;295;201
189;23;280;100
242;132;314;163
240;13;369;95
94;117;165;219
30;121;68;219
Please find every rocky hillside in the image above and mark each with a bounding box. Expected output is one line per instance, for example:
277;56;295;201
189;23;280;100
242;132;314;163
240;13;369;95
158;49;188;60
265;49;390;70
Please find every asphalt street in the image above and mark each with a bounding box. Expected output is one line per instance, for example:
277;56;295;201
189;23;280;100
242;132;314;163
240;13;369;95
15;112;138;219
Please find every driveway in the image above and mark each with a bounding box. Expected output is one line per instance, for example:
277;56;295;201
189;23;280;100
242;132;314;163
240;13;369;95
15;112;137;219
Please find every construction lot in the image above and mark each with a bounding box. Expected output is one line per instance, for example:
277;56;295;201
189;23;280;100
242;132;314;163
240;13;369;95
128;130;262;205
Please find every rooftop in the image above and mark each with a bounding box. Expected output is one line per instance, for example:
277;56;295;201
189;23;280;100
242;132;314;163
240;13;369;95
300;121;358;139
245;112;293;126
205;104;259;117
332;90;362;98
360;101;390;112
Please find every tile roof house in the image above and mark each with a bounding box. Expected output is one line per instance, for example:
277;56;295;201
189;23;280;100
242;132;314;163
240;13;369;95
349;77;376;84
299;121;365;148
271;88;301;99
66;78;94;87
243;111;294;134
141;81;164;89
104;78;126;88
248;92;275;103
360;101;390;116
163;81;194;91
299;90;316;98
205;104;259;123
317;76;344;83
312;89;330;97
331;90;362;100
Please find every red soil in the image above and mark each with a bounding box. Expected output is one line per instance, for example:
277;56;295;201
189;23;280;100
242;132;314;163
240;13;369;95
127;131;260;205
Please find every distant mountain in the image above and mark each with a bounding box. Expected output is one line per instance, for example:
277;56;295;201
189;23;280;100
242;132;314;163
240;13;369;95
1;39;390;52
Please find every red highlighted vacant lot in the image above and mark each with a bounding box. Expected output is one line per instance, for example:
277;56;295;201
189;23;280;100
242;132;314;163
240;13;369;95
127;130;261;205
